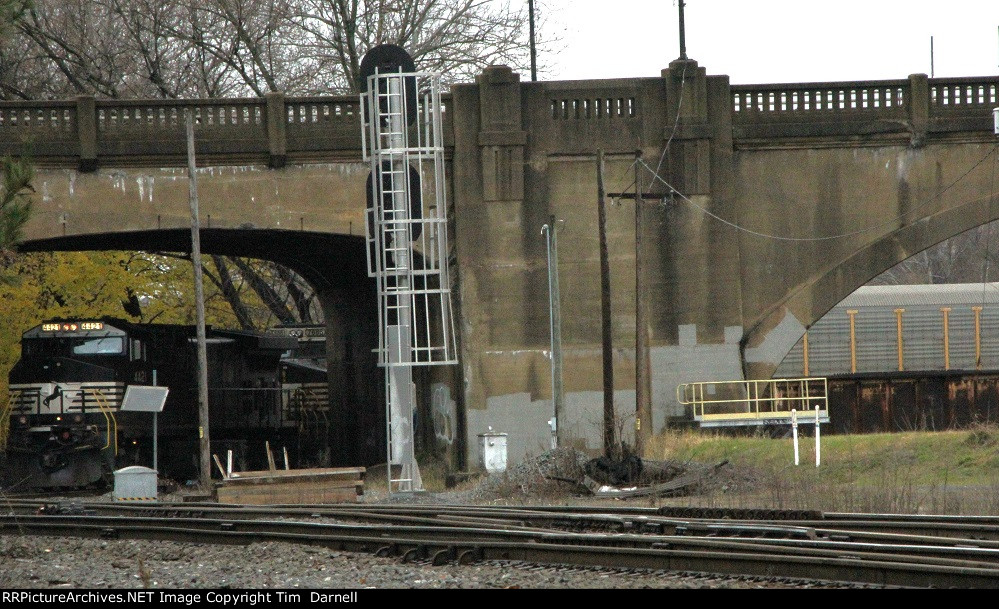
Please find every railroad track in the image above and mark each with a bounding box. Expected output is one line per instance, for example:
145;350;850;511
3;501;999;587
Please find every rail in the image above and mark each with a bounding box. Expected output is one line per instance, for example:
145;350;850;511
86;388;118;455
677;377;829;427
5;505;999;587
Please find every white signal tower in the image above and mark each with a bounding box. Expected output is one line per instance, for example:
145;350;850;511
360;53;458;493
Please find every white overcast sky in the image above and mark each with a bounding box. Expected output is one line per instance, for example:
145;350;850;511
540;0;999;83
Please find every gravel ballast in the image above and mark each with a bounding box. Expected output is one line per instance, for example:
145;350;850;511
0;535;854;589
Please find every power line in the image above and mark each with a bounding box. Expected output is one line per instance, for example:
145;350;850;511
634;144;999;242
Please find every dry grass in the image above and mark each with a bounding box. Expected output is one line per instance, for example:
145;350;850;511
646;424;999;515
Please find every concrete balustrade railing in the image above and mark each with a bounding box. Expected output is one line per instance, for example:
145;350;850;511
930;77;999;113
732;79;908;117
0;93;378;170
1;72;996;170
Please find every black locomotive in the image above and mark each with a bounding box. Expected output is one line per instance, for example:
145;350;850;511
1;318;307;489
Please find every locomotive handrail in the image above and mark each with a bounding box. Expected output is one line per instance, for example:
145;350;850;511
86;388;118;455
0;391;17;451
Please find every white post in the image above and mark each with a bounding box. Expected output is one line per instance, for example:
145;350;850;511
542;220;562;450
152;369;158;473
791;409;799;466
815;405;821;467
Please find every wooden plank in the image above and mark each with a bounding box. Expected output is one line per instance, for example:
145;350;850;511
225;473;364;486
218;480;362;494
231;467;366;480
212;454;227;479
265;441;276;472
224;476;363;488
217;483;360;505
217;489;358;505
222;479;363;492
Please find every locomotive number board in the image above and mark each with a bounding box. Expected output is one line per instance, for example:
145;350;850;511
41;322;105;332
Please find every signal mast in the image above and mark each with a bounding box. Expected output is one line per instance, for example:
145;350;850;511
359;45;458;493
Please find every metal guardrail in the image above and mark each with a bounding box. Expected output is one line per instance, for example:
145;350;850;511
677;377;829;427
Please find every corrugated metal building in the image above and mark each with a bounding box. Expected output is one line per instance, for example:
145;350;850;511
776;283;999;377
775;283;999;433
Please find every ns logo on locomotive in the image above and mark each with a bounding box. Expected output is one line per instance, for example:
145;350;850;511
0;317;320;489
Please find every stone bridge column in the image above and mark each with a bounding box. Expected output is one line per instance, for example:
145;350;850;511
477;66;526;202
316;284;381;467
452;66;550;467
649;60;745;425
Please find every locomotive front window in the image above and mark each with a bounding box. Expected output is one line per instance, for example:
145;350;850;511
22;338;70;357
72;337;124;355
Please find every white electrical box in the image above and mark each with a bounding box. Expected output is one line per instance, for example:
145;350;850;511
478;429;508;474
113;465;157;501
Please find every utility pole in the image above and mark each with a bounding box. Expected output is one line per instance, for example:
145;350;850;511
930;35;935;78
634;152;652;455
185;109;211;489
597;150;615;457
529;0;538;81
678;0;687;60
542;215;564;448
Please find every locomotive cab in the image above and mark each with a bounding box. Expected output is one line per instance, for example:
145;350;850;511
4;320;142;488
3;318;301;489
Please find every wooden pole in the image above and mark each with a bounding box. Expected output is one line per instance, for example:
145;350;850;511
186;109;212;489
528;0;538;82
597;149;615;457
634;151;652;454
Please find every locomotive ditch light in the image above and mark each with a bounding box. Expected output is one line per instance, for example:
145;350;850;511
73;414;83;423
17;416;27;425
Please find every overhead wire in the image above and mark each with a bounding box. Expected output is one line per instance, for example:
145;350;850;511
632;143;999;242
611;60;689;196
977;140;999;368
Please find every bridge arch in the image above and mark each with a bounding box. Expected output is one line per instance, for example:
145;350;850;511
743;184;999;380
19;228;385;466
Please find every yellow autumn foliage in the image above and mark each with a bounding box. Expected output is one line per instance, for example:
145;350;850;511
0;251;248;399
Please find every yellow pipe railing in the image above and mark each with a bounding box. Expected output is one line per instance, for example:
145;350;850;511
973;306;984;370
941;307;952;371
677;377;829;426
87;388;118;455
0;391;18;451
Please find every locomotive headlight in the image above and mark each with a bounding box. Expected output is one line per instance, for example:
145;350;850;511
56;416;62;421
17;416;27;425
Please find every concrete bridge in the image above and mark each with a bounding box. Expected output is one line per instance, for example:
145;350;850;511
2;61;998;465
